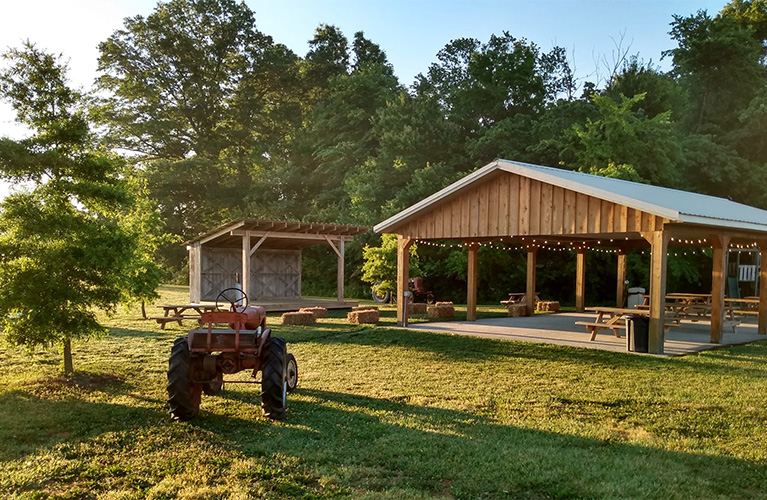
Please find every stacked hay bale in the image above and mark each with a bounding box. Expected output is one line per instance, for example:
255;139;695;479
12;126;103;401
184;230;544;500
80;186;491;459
507;303;529;317
536;301;560;313
281;311;316;325
299;306;328;318
347;308;379;324
428;301;455;318
408;303;428;314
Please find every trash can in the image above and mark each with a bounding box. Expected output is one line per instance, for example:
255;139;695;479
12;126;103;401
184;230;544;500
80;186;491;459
627;315;649;353
627;287;646;309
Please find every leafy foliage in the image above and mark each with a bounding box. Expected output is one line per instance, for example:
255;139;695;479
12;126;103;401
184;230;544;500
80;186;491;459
0;43;161;371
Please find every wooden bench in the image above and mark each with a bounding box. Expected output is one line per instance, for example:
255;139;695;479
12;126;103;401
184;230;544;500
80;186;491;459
151;314;201;329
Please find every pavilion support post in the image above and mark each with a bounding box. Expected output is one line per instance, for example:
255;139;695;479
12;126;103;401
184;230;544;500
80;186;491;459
759;243;767;335
337;238;345;302
576;249;586;312
189;242;201;303
526;246;538;316
711;235;730;343
648;230;669;354
396;236;414;327
242;230;251;299
467;243;479;321
616;249;627;307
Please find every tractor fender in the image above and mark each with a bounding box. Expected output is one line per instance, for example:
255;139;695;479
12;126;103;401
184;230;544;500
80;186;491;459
257;328;272;354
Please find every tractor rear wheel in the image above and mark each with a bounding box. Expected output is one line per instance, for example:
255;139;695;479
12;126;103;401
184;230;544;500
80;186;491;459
167;336;202;421
260;337;287;420
286;353;298;393
202;372;224;396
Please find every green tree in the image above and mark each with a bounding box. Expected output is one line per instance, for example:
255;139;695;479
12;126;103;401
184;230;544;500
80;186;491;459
0;43;157;373
361;234;420;296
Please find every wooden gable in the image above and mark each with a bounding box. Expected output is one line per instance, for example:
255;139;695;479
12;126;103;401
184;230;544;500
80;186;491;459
389;170;669;239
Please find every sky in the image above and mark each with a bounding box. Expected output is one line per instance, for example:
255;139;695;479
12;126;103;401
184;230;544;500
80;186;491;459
0;0;728;198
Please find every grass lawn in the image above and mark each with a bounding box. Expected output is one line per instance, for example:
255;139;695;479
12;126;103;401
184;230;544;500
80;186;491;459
1;285;767;499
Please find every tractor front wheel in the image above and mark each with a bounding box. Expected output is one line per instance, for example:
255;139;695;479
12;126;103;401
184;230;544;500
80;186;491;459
167;337;202;421
260;337;287;420
286;353;298;392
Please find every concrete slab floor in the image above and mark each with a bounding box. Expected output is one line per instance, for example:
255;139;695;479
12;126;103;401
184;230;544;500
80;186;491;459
405;313;766;357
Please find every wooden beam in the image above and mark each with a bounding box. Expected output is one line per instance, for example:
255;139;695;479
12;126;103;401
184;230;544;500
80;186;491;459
616;249;627;307
711;235;730;343
249;233;269;257
323;234;342;257
526;246;538;316
337;237;345;302
576;249;586;312
760;244;767;335
189;242;201;303
648;230;669;354
199;220;245;245
231;230;343;242
242;230;251;299
396;236;414;326
467;243;479;321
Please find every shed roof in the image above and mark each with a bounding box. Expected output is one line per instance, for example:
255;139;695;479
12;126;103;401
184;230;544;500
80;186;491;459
187;218;370;250
374;159;767;234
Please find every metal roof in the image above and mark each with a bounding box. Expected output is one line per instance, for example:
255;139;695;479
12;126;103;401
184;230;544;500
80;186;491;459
374;159;767;234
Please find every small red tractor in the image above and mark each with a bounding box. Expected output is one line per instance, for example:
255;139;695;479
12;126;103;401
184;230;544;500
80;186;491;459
167;288;298;421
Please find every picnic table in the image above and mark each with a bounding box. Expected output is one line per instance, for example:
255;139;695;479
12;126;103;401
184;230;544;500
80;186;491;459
724;297;760;319
500;292;540;306
153;304;220;329
576;307;680;341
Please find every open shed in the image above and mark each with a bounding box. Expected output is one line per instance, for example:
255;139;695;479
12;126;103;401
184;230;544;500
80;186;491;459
374;159;767;354
187;219;369;311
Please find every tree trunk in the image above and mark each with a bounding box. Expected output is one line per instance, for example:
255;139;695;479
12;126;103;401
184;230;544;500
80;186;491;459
63;339;73;375
141;301;147;319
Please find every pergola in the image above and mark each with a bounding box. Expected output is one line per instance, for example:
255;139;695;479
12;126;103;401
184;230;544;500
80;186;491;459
374;159;767;354
187;219;368;309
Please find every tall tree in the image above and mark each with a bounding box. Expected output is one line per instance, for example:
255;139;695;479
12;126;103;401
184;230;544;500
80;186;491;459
0;43;159;373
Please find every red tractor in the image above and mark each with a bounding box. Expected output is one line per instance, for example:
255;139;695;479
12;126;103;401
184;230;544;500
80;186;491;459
167;288;298;421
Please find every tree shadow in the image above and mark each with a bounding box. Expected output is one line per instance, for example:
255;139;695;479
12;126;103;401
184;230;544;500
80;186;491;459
201;387;767;499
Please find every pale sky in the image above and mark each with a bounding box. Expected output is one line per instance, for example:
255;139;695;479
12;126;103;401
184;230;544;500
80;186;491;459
0;0;727;198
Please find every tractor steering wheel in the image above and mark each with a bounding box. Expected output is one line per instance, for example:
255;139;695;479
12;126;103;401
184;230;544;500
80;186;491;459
215;287;249;312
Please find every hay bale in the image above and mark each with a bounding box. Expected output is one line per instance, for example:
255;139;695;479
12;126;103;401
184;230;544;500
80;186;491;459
299;306;328;318
428;303;455;318
281;311;316;325
507;303;529;317
347;309;379;324
352;305;379;312
536;301;560;313
408;303;428;314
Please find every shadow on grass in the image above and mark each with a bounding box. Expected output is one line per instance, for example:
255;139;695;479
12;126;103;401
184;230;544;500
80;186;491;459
201;387;767;499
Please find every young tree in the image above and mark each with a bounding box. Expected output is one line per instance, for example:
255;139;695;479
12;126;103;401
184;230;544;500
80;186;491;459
0;43;159;373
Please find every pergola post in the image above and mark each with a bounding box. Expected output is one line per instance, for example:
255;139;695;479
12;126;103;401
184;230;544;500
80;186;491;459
467;243;479;321
337;238;345;302
711;235;730;343
616;248;627;307
396;236;413;326
189;242;201;303
242;230;252;298
526;246;538;316
576;249;586;312
759;243;767;335
648;230;669;354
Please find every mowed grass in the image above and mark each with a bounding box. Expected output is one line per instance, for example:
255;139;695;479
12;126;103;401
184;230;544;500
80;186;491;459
1;286;767;499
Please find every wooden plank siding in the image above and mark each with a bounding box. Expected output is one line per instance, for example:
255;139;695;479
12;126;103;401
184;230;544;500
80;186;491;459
391;172;669;239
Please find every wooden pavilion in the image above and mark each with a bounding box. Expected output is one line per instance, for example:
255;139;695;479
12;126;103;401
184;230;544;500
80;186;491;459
374;159;767;354
186;219;369;311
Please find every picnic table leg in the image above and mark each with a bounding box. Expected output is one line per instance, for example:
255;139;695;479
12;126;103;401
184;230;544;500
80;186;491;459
589;327;598;341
